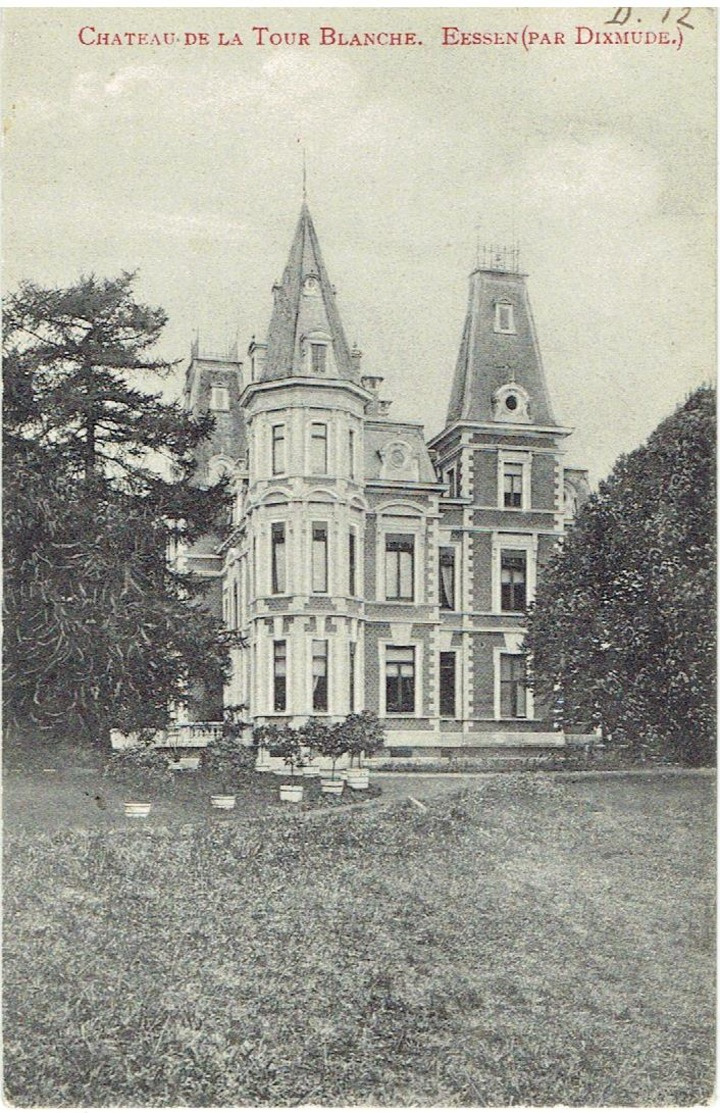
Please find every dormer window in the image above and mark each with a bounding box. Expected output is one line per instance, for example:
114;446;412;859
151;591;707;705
492;383;531;424
210;385;229;411
494;302;515;334
303;274;321;297
379;439;420;482
311;343;327;376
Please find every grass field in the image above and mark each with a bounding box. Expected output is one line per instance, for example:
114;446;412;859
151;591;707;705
3;771;715;1106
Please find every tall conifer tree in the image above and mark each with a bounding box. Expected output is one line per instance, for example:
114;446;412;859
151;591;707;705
4;273;232;740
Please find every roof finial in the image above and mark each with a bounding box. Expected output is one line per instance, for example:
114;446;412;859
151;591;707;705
302;147;307;202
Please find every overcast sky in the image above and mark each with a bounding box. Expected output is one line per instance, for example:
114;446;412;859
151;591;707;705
3;7;715;482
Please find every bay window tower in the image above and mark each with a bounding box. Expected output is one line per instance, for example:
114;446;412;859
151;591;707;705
237;202;370;722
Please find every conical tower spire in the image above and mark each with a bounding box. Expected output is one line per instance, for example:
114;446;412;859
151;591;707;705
445;256;557;427
260;204;357;383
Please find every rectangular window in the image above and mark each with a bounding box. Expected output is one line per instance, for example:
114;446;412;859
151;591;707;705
503;462;523;508
271;523;286;595
385;534;414;601
312;640;328;712
348;429;356;479
312;523;328;594
439;652;456;717
500;654;527;719
232;581;239;629
210;385;230;411
501;550;526;612
494;303;515;334
348;529;356;596
274;641;287;712
272;424;286;475
310;422;328;474
386;646;415;714
439;547;455;610
445;466;459;499
311;344;327;376
349;642;356;713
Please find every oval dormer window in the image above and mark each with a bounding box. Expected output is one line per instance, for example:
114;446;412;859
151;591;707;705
492;383;530;424
379;439;420;481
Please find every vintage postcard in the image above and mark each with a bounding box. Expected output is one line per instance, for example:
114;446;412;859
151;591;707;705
2;6;716;1108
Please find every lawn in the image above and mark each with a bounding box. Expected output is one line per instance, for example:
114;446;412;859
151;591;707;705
3;771;715;1106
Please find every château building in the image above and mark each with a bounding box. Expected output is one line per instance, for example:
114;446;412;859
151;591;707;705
177;203;589;756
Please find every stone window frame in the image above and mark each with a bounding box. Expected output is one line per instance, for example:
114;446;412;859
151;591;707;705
438;543;459;611
210;384;230;412
497;449;532;511
310;519;330;595
373;507;425;605
308;420;329;475
271;423;287;476
493;646;534;721
439;650;459;719
494;301;516;335
379;640;423;718
302;329;333;377
491;532;538;615
270;519;289;596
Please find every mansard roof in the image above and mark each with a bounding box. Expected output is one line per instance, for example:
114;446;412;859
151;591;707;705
445;265;557;427
260;203;358;384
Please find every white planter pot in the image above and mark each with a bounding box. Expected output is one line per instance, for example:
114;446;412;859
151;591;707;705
321;778;344;796
168;755;201;771
124;803;152;818
279;784;304;803
211;794;236;810
346;771;370;790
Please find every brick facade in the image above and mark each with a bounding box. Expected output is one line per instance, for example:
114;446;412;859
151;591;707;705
178;207;589;750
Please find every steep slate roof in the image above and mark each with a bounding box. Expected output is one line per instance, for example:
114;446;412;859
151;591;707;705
261;203;358;383
185;355;247;479
445;267;557;427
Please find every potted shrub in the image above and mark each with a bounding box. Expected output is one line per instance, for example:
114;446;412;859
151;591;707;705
300;719;346;796
343;711;385;789
207;705;251;809
103;740;168;814
254;724;306;802
166;746;201;772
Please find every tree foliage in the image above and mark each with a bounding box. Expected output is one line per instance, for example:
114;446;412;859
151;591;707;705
4;272;231;741
342;711;386;767
526;387;715;765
